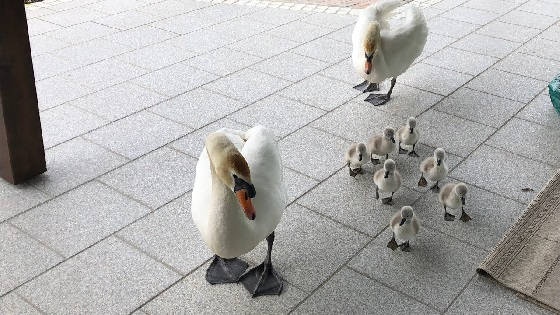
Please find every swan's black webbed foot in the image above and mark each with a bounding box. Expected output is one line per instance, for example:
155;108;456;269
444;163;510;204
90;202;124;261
206;255;248;284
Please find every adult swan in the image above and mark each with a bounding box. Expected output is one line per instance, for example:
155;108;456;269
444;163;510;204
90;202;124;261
191;125;286;297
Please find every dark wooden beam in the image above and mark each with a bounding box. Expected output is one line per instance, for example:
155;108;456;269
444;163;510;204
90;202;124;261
0;0;46;184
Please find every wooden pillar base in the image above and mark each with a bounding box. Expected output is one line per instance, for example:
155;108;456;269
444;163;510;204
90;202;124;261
0;0;46;184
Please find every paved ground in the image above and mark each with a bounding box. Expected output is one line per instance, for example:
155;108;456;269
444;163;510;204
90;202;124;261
2;0;560;313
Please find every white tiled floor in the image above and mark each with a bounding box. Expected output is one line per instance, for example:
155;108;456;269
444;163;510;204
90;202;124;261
1;0;559;313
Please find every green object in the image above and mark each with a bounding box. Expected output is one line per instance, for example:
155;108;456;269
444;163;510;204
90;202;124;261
549;74;560;115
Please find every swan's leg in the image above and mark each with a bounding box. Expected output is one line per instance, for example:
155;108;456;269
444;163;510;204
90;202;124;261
408;144;419;157
444;205;455;221
353;80;379;92
364;77;396;106
398;142;407;154
205;255;248;284
240;232;283;297
387;232;399;250
382;192;394;205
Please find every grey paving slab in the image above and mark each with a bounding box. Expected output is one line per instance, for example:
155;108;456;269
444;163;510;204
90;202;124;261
118;193;212;275
414;181;525;250
205;68;291;104
462;0;520;14
30;137;126;197
61;58;147;91
99;147;197;208
466;69;546;103
44;21;117;44
168;29;233;54
40;104;108;149
39;6;105;27
0;180;48;223
230;94;325;138
243;204;369;292
0;223;62;296
170;118;250;158
116;40;197;71
451;33;521;58
436;87;525;128
450;145;556;203
95;10;157;30
427;16;478;38
477;21;541;43
279;126;350;181
320;58;363;85
267;20;332;43
27;18;61;36
104;25;177;49
35;75;94;111
84;110;191;159
447;275;551;314
142;261;306;314
431;0;468;11
416;33;456;62
517;92;560;129
279;74;359;110
17;237;180;315
228;33;300;58
131;61;218;97
150;87;246;129
311;101;402;143
303;12;355;29
32;53;76;81
25;6;56;19
71;82;166;121
208;18;275;42
440;6;499;25
186;47;262;76
298;168;422;236
423;47;498;76
186;3;259;22
150;13;209;34
365;85;443;119
326;25;353;44
251;52;329;82
417;109;496;157
349;227;485;311
494;53;560;82
12;181;149;258
518;0;560;18
398;63;473;96
244;7;309;25
291;37;352;64
487;118;560;167
284;167;319;204
0;293;41;315
45;0;100;11
86;0;141;15
52;38;131;68
520;37;560;62
499;10;558;30
540;24;560;42
29;34;68;57
135;0;209;18
293;267;437;314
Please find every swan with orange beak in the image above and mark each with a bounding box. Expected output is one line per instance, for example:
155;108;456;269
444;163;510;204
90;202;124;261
192;126;286;297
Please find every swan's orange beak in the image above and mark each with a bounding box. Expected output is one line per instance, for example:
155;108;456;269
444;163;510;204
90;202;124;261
365;61;372;75
236;189;255;220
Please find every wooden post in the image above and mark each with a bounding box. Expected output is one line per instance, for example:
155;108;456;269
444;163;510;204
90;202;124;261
0;0;46;184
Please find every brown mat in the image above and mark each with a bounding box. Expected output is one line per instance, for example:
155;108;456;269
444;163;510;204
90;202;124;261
478;169;560;312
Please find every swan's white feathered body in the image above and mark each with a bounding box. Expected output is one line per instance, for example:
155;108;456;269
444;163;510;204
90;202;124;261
191;126;286;259
352;0;428;83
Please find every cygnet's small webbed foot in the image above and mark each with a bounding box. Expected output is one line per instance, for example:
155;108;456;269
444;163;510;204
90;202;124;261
381;196;393;205
460;211;472;222
353;80;379;93
398;146;408;154
430;183;440;193
408;150;419;157
371;158;381;165
375;186;380;200
240;262;283;298
400;241;411;252
387;236;399;251
349;167;358;177
444;212;455;221
206;255;248;284
364;93;390;106
418;175;428;187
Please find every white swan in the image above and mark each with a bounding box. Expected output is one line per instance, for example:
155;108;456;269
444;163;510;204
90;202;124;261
191;125;287;297
352;0;428;105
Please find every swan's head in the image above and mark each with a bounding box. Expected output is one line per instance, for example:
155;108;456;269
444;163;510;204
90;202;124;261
383;159;396;178
363;22;380;75
454;183;468;205
400;206;414;225
357;143;367;161
205;132;256;220
407;117;417;133
384;127;395;143
434;148;446;166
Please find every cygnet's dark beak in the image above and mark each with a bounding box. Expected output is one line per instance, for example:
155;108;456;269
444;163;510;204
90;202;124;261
410;127;414;133
384;171;389;178
437;159;442;166
358;153;362;161
399;218;406;226
461;196;466;205
391;137;395;143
